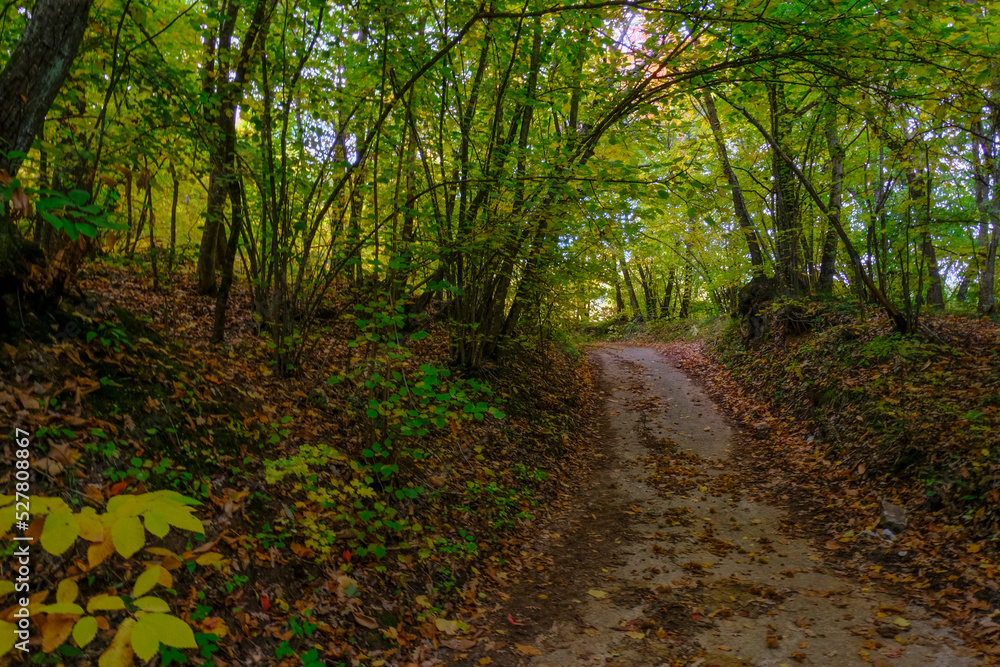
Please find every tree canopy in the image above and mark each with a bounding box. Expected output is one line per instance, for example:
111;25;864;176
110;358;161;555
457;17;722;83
1;0;997;352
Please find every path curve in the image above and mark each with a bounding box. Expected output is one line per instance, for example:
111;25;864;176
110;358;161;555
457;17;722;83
459;345;978;667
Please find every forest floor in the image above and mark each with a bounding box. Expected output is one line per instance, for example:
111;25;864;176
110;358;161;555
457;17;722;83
443;344;987;667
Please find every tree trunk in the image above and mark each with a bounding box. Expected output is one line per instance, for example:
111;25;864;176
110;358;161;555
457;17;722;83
661;269;675;317
168;161;179;270
818;100;843;293
975;111;1000;315
725;94;907;332
702;91;767;270
679;265;693;319
906;168;944;312
618;253;642;321
0;0;93;178
768;82;806;292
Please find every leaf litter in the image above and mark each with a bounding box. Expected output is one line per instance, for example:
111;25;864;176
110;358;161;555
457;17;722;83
443;344;986;666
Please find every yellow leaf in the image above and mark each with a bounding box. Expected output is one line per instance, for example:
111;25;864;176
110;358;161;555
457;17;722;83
0;580;15;597
134;613;196;651
133;596;171;612
144;502;203;533
893;617;910;628
195;552;224;566
106;494;143;517
42;602;84;615
587;589;608;599
87;594;126;613
145;547;181;559
514;643;542;655
57;579;79;604
73;616;98;648
112;515;145;558
88;525;117;568
435;617;460;635
42;613;77;653
130;615;160;661
0;620;16;656
967;543;983;553
99;617;135;667
143;512;170;538
626;631;645;639
157;567;172;588
78;507;103;541
133;566;163;598
41;513;79;556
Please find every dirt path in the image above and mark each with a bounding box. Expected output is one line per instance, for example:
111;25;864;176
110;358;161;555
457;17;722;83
455;345;979;667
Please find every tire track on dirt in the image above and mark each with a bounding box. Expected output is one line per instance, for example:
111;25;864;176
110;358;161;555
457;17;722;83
450;345;978;666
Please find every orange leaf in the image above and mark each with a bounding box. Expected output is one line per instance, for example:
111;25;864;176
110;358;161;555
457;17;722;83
42;613;77;653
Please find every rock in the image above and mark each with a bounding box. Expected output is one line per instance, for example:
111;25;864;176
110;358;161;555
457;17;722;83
880;500;908;532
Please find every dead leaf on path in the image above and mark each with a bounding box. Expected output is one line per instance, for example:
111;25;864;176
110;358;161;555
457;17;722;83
507;614;523;626
588;589;608;599
824;540;841;550
715;645;731;651
445;637;477;650
584;628;600;636
892;617;910;628
766;635;780;648
353;612;378;629
435;617;465;635
514;643;542;656
626;631;645;639
967;543;983;553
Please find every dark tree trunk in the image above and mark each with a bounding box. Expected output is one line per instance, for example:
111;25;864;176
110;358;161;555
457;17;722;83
906;168;944;312
768;82;807;292
661;269;675;318
818;101;843;293
0;0;93;178
618;253;642;321
168;162;179;270
703;91;767;270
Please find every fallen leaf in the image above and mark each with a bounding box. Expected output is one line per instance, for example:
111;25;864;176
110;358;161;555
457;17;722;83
892;617;910;628
626;631;645;639
588;589;608;599
514;643;542;656
352;612;378;629
435;617;463;635
507;614;523;626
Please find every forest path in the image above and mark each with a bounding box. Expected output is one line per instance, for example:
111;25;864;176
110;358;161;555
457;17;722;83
455;344;978;667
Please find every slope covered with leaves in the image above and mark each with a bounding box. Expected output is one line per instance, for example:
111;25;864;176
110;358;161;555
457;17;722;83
0;262;599;665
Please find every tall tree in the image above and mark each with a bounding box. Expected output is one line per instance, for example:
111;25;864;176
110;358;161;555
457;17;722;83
0;0;93;179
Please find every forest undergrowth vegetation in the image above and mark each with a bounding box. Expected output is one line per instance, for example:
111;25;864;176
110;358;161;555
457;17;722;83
0;260;599;666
